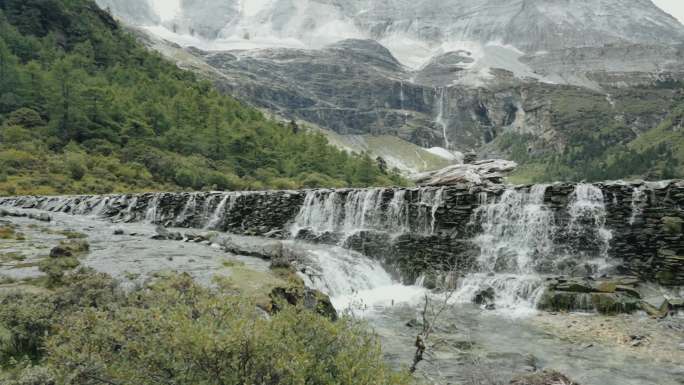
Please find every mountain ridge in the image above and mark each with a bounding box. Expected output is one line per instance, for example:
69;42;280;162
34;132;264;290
100;0;684;182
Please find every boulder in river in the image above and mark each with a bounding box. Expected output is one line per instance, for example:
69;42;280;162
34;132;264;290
474;286;496;306
269;286;338;321
151;225;183;241
510;370;579;385
538;276;644;314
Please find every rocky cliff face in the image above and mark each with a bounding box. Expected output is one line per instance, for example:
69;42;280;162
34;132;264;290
100;0;684;174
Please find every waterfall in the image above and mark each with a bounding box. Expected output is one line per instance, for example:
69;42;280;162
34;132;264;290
291;188;445;239
473;185;553;274
341;189;385;232
435;87;450;149
459;183;614;313
299;245;394;298
91;197;110;217
174;193;198;226
629;186;647;225
567;183;612;261
399;80;409;124
205;193;240;230
145;194;160;223
120;196;138;222
296;244;426;312
453;274;546;317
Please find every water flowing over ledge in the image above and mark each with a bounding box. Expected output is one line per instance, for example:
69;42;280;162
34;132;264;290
1;180;682;312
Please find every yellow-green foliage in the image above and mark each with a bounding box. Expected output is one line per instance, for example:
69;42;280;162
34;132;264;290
0;225;16;239
0;225;23;240
0;0;406;196
0;271;410;385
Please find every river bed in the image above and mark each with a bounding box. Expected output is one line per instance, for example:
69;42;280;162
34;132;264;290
0;207;682;385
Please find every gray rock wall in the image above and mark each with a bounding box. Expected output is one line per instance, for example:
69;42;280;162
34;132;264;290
1;180;682;285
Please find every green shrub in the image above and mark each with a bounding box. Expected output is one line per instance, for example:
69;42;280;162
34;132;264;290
46;275;410;385
0;150;38;169
0;293;56;361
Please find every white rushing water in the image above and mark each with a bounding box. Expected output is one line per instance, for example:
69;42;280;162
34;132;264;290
291;188;445;238
629;185;647;225
435;87;450;150
455;183;613;314
1;183;616;317
296;244;426;313
473;185;553;274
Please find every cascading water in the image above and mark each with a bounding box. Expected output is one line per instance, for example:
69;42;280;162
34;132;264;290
291;188;446;239
145;194;160;223
174;193;198;226
566;183;613;263
457;183;614;313
205;194;233;230
629;185;647;225
296;244;426;313
473;185;554;273
435;87;450;149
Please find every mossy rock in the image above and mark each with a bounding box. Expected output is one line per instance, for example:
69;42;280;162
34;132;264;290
655;270;677;286
591;293;640;315
595;281;618;293
49;240;90;258
538;290;640;314
537;290;593;312
269;286;338;321
662;216;683;235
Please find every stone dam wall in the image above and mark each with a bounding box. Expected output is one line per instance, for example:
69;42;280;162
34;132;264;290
0;180;682;286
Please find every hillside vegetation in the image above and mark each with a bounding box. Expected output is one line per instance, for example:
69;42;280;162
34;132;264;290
503;87;684;183
0;0;404;196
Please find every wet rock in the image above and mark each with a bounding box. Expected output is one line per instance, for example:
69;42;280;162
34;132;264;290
474;287;495;306
269;256;293;270
554;280;594;293
510;370;579;385
151;225;183;241
49;239;90;258
219;237;285;260
661;216;683;235
537;289;640;315
269;286;338;321
591;293;641;315
405;318;423;328
49;246;73;258
668;297;684;309
28;213;51;222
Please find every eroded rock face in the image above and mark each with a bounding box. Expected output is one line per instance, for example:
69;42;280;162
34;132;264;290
101;0;684;171
413;159;518;186
1;180;682;286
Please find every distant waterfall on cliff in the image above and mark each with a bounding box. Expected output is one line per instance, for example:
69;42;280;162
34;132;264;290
291;188;445;238
435;87;450;150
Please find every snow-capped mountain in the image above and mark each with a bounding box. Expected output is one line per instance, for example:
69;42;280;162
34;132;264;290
99;0;684;170
103;0;684;68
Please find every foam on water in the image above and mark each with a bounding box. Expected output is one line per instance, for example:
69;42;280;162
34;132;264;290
456;183;614;313
291;188;446;238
